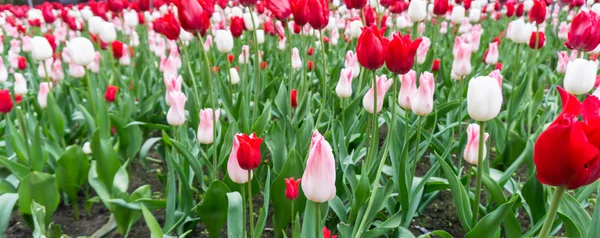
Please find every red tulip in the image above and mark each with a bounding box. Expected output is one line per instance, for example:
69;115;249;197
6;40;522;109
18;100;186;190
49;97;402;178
112;41;125;59
529;31;545;49
433;0;449;16
565;11;600;52
42;4;56;23
266;0;291;20
495;62;503;70
307;0;329;30
0;90;14;114
364;6;376;26
323;227;338;238
240;0;258;6
291;89;298;108
44;34;57;52
154;11;181;41
107;0;126;13
138;12;145;24
357;25;386;70
235;133;263;170
573;0;585;7
261;61;268;69
228;54;234;63
308;47;314;56
343;0;367;9
15;95;22;104
464;0;472;9
432;58;441;71
308;60;314;71
534;87;600;189
385;33;422;75
17;56;27;70
516;3;524;17
506;2;515;17
291;0;309;26
29;19;41;27
284;177;301;200
528;0;546;25
177;0;211;35
105;85;119;102
230;16;245;38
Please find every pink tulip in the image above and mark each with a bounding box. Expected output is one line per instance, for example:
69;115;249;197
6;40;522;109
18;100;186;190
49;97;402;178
51;60;64;81
488;69;503;93
37;59;52;78
416;37;430;65
9;53;20;69
301;130;336;203
54;26;68;43
87;52;102;73
68;63;85;78
330;28;340;46
410;72;435;116
197;108;221;144
62;47;72;64
344;50;360;78
164;75;183;106
453;36;467;55
239;45;250;64
363;74;393;114
21;36;32;52
167;91;187;126
227;133;253;184
463;123;489;165
204;35;213;52
154;36;166;57
336;67;353;98
38;82;50;108
398;70;417;110
119;44;131;65
484;42;499;65
440;21;448;34
558;22;569;40
469;24;483;51
557;51;571;74
292;47;302;69
451;41;472;78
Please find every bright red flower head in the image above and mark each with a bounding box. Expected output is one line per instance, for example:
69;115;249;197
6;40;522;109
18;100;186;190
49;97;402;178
323;227;338;238
105;85;119;102
529;31;545;49
230;16;246;38
565;11;600;52
344;0;367;9
433;0;449;16
357;25;386;70
17;56;27;70
534;87;600;190
154;11;181;41
42;4;56;23
284;177;301;200
385;33;422;75
308;60;314;70
291;89;298;108
112;41;125;59
240;0;258;6
266;0;291;20
236;133;263;170
107;0;126;13
177;0;211;36
44;34;57;52
228;54;234;63
495;62;503;70
0;90;14;114
506;2;515;17
290;0;309;26
528;0;546;25
307;0;329;30
364;6;376;26
432;58;441;71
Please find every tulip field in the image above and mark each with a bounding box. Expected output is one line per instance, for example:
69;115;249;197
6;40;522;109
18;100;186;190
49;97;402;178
3;0;600;237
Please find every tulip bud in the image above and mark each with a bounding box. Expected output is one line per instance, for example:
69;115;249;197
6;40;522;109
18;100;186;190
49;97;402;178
410;72;435;116
0;90;13;114
398;70;417;110
14;73;27;96
432;59;441;71
230;67;240;85
451;6;466;24
285;177;301;200
302;130;336;203
336;67;354;98
408;0;427;22
484;42;499;65
31;36;53;61
124;10;139;27
105;85;119;102
256;30;266;44
67;37;95;66
38;82;50;109
167;91;187;126
344;51;360;78
363;74;393;113
564;59;597;95
214;30;234;53
83;141;92;154
356;25;385;70
451;41;472;78
348;20;363;39
291;48;303;69
468;8;481;23
198;108;221;144
291;89;298;108
528;31;545;49
463;123;489;165
467;76;503;121
99;21;117;43
236;133;263;170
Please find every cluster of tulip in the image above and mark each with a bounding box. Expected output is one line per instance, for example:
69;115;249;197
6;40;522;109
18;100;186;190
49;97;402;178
2;0;600;237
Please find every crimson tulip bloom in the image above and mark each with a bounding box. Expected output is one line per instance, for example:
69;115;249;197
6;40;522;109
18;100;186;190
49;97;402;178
107;0;126;13
364;6;376;26
0;90;14;114
266;0;291;20
385;33;422;75
565;11;600;52
112;41;124;59
105;85;119;102
529;32;545;49
307;0;329;30
356;25;386;70
534;87;600;189
230;16;245;38
344;0;367;9
528;0;546;25
291;0;309;26
154;11;181;40
505;2;515;17
42;4;56;23
516;3;524;17
432;59;441;71
291;89;298;108
284;177;301;200
236;133;263;170
17;56;26;70
177;0;211;35
44;34;57;52
240;0;258;6
433;0;448;16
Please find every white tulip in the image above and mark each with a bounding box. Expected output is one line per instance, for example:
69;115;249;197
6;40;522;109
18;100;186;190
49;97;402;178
229;67;240;85
469;8;481;23
31;36;53;61
123;10;139;27
14;73;28;96
67;37;95;66
99;21;117;43
451;6;466;24
467;76;503;121
256;30;265;44
408;0;427;22
214;30;234;53
564;59;597;95
507;19;533;44
349;20;363;39
88;16;104;34
243;12;259;31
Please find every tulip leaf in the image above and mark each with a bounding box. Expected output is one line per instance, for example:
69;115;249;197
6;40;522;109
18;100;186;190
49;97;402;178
266;122;287;173
197;180;230;238
522;173;546;224
253;166;271;238
465;196;520;238
55;145;89;219
0;155;31;180
271;149;306;237
91;129;121;189
141;204;164;238
226;192;244;238
435;153;472;231
558;192;591;237
0;193;18;235
251;101;271;137
274;84;290;120
46;92;65;140
587;187;600;237
18;171;60;224
362;211;404;238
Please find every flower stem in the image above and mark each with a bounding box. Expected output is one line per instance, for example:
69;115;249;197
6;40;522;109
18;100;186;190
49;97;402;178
197;35;218;181
471;120;485;226
315;30;329;128
505;44;521;148
249;7;261;123
538;186;566;238
366;70;378;169
410;116;423;180
316;202;321;238
248;171;254;238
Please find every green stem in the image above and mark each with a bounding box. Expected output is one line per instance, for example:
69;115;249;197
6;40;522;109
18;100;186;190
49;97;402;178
538;186;566;238
249;7;261;123
410;116;423;180
471;121;486;225
316;202;320;238
505;44;521;147
315;30;329;127
197;35;218;181
179;41;202;114
291;201;295;233
85;70;96;115
248;170;254;238
367;70;378;169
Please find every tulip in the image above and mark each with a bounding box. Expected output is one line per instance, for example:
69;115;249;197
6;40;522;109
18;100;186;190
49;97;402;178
291;0;310;26
468;8;481;23
467;76;503;121
105;85;119;102
267;0;292;20
164;75;183;106
528;0;546;25
69;63;86;78
507;19;532;44
256;30;266;44
13;73;27;96
197;108;221;144
528;31;545;49
99;21;117;43
348;20;364;39
87;52;102;73
488;70;503;93
344;51;360;78
31;36;53;61
89;16;104;35
344;0;367;9
433;0;449;15
432;59;441;71
336;67;354;98
565;11;600;52
37;60;52;79
451;41;472;78
410;72;435;116
285;177;301;200
308;60;314;71
51;60;65;81
239;45;250;64
177;0;210;35
301;130;336;203
363;74;393;114
408;0;427;22
291;89;298;108
214;30;234;53
484;42;499;65
356;25;386;70
166;91;187;126
463;123;489;165
398;70;417;110
416;37;430;65
451;6;465;24
307;0;329;29
323;227;338;238
0;59;7;82
67;37;95;66
236;133;263;170
243;12;260;31
0;90;13;114
230;68;240;85
112;41;125;59
291;48;303;69
124;10;139;27
227;133;254;184
119;45;132;66
556;51;571;74
38;82;50;109
564;59;597;95
230;16;246;38
153;12;181;41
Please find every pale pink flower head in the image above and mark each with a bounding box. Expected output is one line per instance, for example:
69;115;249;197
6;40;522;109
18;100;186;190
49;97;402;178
557;51;570;74
87;52;102;73
484;42;499;65
119;44;131;66
398;70;417;110
344;50;360;78
416;37;431;65
69;63;85;78
440;21;448;34
204;35;213;52
487;69;503;93
197;108;221;144
239;45;250;64
0;58;7;82
469;24;483;51
336;67;354;98
161;56;179;80
463;123;489;165
21;36;32;52
51;59;64;81
38;82;50;109
302;130;336;203
410;72;435;116
558;22;569;40
453;35;467;55
363;74;393;114
291;47;302;69
10;39;21;54
451;41;472;78
227;133;253;184
54;25;68;43
164;75;183;106
166;91;187;126
62;47;72;64
37;59;53;78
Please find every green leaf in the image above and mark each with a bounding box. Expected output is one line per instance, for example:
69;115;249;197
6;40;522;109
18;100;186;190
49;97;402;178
18;171;60;223
162;132;203;184
226;192;244;238
363;211;403;238
141;204;164;238
558;192;591;238
111;115;143;159
30;201;47;238
55;145;89;219
91;130;122;189
197;180;230;238
465;196;520;238
0;193;18;234
29;124;45;172
588;187;600;237
271;149;306;236
522;173;546;224
253;166;272;238
251;101;271;137
112;162;130;196
435;153;472;231
0;156;31;180
349;166;370;223
46;93;65;140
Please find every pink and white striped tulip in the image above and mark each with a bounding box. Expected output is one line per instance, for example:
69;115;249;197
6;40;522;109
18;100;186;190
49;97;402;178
197;108;221;145
167;91;187;126
410;72;435;116
463;123;489;165
336;67;353;98
398;70;417;110
228;133;253;184
302;130;336;203
363;75;393;114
